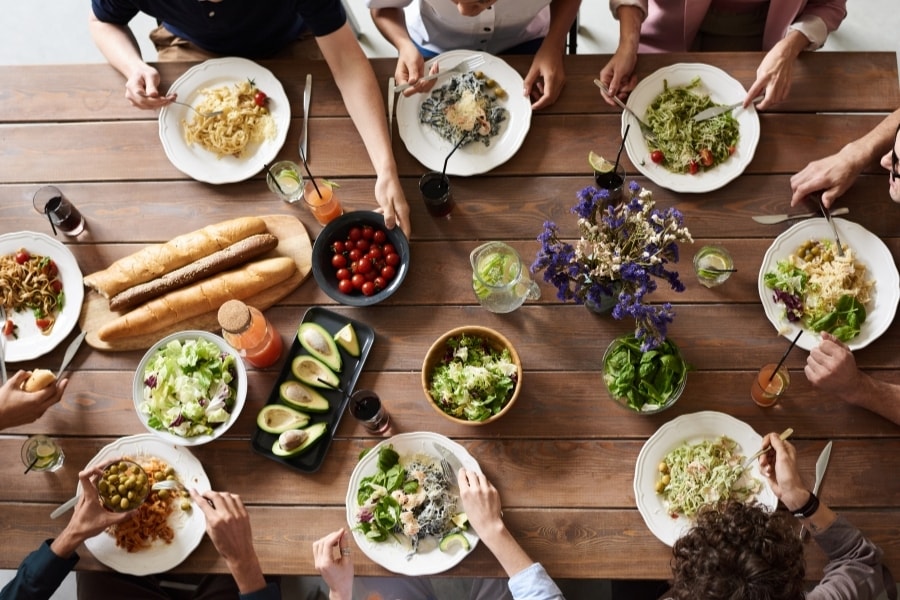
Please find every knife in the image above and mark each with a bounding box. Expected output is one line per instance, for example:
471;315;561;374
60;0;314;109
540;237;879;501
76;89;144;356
800;441;832;540
301;73;311;162
387;77;396;142
57;330;86;378
752;206;848;225
692;95;764;122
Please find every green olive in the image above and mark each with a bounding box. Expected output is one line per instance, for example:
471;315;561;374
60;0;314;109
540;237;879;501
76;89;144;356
655;479;666;493
180;499;192;511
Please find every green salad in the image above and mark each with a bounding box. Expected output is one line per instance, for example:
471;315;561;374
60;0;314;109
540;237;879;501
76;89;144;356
428;334;517;422
645;77;740;174
603;335;686;412
140;337;238;438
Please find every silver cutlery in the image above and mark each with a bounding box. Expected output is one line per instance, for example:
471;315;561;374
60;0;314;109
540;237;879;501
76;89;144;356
301;73;312;162
51;479;189;519
692;95;764;122
387;76;396;141
743;428;793;469
800;441;832;540
57;330;86;379
394;55;486;92
431;442;463;489
817;195;845;257
0;305;7;385
752;206;849;224
167;100;222;118
593;79;658;145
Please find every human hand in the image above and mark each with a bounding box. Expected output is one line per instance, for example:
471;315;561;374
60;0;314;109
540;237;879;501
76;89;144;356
0;371;68;430
313;528;354;600
458;468;505;539
373;172;411;238
124;64;170;110
745;36;801;111
758;433;810;511
396;47;437;97
190;489;266;594
598;51;638;107
805;332;860;395
789;149;861;207
524;46;565;110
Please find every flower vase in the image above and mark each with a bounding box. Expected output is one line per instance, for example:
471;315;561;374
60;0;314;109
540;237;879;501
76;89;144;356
584;282;621;314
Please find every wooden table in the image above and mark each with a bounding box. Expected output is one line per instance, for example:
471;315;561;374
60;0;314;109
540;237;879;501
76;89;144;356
1;52;898;581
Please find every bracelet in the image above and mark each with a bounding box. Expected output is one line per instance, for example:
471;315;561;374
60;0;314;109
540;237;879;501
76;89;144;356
791;492;820;519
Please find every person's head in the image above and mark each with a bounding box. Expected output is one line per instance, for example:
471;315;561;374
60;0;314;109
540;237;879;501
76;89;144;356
667;501;805;600
452;0;499;17
880;121;900;202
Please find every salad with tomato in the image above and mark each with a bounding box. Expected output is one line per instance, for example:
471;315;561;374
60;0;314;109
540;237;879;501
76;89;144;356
1;248;64;338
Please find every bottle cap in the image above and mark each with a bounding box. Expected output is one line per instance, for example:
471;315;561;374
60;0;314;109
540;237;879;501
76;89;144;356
218;300;251;334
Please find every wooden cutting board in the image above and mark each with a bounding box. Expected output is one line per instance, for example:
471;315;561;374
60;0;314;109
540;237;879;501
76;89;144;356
79;214;312;351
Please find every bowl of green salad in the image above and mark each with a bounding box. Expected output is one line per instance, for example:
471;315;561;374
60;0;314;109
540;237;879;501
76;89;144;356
422;326;521;426
602;334;687;414
133;330;247;445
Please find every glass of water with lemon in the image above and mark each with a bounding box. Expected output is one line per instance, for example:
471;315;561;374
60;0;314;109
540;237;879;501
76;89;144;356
266;160;303;203
589;151;626;203
21;435;65;472
694;246;734;288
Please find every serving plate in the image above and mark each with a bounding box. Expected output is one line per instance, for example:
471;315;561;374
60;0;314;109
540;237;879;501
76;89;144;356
346;431;480;575
634;411;777;547
623;63;760;193
251;307;374;472
159;57;290;184
0;231;84;362
81;434;209;575
757;218;898;351
396;50;532;176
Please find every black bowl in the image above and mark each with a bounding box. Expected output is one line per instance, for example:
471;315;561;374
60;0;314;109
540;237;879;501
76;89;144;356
311;211;410;306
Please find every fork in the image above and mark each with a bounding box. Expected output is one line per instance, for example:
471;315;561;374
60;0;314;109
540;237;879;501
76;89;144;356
593;79;658;146
816;194;845;257
168;100;222;118
0;305;7;385
394;55;487;92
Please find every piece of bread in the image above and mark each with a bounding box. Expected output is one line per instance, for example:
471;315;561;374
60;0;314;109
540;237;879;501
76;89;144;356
22;369;57;392
97;257;297;342
84;216;268;298
108;233;279;312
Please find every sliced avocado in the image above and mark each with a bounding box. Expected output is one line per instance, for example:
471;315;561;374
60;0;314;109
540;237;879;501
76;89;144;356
256;404;310;434
291;355;340;389
298;322;342;372
450;512;469;530
334;323;360;357
271;422;328;457
279;380;330;413
439;532;470;552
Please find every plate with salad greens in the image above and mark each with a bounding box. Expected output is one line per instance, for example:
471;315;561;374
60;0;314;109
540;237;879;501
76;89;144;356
758;218;898;351
133;330;247;446
634;411;777;546
346;432;480;575
623;63;760;193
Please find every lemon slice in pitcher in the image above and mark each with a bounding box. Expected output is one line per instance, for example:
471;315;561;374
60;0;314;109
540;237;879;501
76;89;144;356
588;151;614;173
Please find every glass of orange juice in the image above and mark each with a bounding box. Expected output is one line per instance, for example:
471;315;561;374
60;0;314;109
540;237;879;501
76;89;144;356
304;179;343;225
750;363;790;407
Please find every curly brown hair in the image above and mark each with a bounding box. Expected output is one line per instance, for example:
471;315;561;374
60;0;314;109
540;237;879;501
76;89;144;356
667;501;805;600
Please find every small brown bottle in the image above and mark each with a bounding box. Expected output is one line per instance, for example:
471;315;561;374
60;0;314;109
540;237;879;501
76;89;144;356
217;300;283;368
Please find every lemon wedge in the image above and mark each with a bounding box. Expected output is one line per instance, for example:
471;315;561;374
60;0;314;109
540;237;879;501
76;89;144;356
588;151;614;173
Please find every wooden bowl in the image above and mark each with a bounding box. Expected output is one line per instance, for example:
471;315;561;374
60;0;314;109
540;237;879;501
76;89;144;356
421;326;521;426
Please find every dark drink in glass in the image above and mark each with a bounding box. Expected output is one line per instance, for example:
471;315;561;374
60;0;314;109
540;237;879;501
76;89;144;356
419;172;454;218
349;389;391;434
593;164;626;205
32;185;86;236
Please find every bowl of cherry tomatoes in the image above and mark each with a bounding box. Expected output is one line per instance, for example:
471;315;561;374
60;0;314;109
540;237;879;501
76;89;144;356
311;210;410;306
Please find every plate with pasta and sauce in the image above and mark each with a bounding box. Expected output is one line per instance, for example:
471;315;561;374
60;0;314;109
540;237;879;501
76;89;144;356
159;57;290;184
396;50;532;176
81;434;209;575
0;231;83;362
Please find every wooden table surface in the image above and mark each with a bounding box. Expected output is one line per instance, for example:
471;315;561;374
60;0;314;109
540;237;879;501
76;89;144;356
1;52;898;581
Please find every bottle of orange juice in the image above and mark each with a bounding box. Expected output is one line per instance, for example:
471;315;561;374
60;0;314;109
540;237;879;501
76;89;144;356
218;300;283;368
304;179;343;225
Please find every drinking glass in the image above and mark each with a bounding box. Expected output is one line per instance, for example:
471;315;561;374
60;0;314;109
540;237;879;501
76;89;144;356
348;389;391;434
21;435;65;472
266;161;304;204
751;364;790;407
419;172;454;218
32;186;85;237
694;246;734;288
304;179;343;225
593;164;626;204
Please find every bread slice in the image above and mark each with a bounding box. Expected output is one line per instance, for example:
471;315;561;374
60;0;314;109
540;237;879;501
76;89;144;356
22;369;57;392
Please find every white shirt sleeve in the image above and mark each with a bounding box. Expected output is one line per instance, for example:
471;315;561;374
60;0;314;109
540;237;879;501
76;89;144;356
508;563;566;600
609;0;648;20
788;14;829;50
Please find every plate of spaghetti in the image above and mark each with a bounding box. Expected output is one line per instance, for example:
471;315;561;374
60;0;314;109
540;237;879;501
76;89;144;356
81;434;209;575
159;57;290;184
0;231;83;362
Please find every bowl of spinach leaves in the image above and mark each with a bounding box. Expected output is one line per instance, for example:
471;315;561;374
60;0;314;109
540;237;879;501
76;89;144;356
602;334;687;414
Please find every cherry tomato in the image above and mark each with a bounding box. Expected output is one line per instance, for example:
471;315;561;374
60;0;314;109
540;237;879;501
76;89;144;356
385;252;400;267
50;279;63;294
373;230;387;244
356;259;372;275
35;318;52;331
367;247;383;261
14;250;30;265
331;254;347;269
253;90;267;107
361;281;376;296
650;150;664;164
342;240;355;251
348;249;362;262
381;265;396;281
335;268;351;281
728;145;736;156
2;319;16;337
332;240;345;254
688;161;699;175
374;276;386;291
383;244;396;256
338;279;354;294
351;274;365;289
42;261;59;277
348;227;362;242
699;148;714;167
355;239;370;253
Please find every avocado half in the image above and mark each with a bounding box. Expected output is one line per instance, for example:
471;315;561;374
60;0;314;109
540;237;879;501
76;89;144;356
279;380;330;413
271;422;328;457
256;404;311;434
333;323;360;357
298;322;342;372
291;355;340;389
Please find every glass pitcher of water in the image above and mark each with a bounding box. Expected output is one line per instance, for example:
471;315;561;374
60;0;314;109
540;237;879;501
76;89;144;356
470;242;541;313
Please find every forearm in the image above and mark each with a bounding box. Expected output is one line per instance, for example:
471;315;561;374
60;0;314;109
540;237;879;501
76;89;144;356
842;371;900;425
50;527;84;559
542;0;582;53
614;5;643;56
88;15;146;79
370;8;417;53
227;556;267;595
478;523;535;578
841;108;900;174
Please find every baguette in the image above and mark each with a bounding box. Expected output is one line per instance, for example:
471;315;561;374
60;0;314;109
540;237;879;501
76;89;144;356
22;369;57;392
97;256;296;342
84;216;268;298
108;233;279;312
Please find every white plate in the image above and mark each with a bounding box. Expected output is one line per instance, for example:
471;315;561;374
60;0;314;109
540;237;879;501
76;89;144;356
133;330;247;446
634;411;777;547
396;50;532;176
0;231;84;362
757;218;899;351
623;63;760;193
159;57;290;184
346;432;480;575
81;434;209;575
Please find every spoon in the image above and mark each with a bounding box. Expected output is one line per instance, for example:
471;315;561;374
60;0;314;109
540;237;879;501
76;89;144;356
743;428;794;469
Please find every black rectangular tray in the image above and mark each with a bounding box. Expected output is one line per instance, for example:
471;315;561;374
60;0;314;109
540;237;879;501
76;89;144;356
250;306;375;472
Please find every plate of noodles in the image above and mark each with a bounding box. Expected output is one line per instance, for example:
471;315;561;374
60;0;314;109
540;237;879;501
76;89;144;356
396;50;532;176
0;231;84;362
81;434;209;575
758;218;898;351
622;63;760;193
634;411;777;547
159;57;290;184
